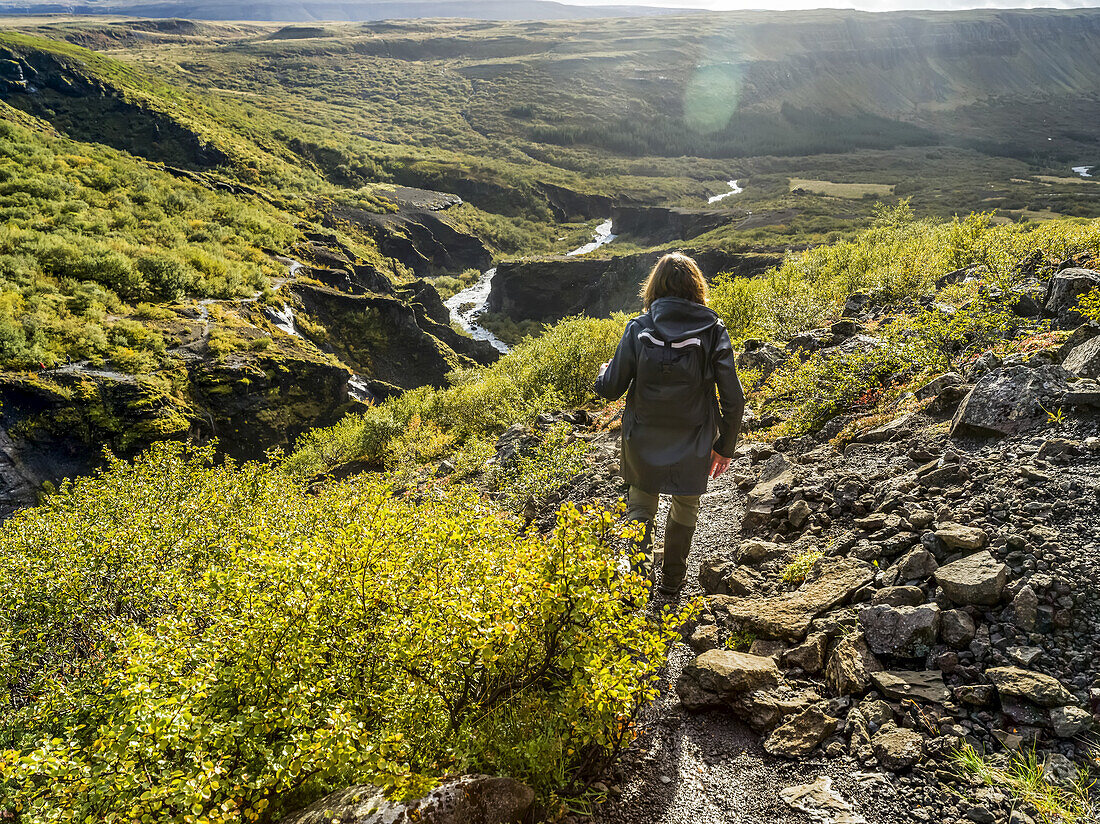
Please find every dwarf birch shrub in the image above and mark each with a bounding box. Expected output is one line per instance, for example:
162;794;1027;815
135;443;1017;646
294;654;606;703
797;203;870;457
0;442;682;823
710;209;1100;341
286;314;626;477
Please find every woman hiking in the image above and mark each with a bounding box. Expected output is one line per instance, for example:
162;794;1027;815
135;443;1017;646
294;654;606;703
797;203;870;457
594;252;745;600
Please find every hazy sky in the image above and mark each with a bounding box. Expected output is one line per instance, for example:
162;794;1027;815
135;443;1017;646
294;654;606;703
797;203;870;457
556;0;1099;8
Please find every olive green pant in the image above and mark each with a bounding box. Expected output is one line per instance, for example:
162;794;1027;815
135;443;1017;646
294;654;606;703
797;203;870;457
626;486;700;594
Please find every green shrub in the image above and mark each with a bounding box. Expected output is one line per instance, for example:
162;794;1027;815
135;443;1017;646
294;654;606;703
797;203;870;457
782;549;823;584
287;314;625;476
0;443;685;822
489;423;588;513
711;207;1100;341
752;276;1042;437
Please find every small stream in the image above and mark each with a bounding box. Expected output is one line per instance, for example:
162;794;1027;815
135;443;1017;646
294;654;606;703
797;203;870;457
1072;165;1094;178
266;303;301;337
567;219;617;256
444;267;510;354
347;375;374;403
444;217;620;353
707;179;743;203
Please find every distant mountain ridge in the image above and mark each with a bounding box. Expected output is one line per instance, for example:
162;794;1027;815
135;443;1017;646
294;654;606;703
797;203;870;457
0;0;703;21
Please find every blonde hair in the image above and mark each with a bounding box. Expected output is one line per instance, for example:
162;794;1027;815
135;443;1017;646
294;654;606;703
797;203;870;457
640;252;708;310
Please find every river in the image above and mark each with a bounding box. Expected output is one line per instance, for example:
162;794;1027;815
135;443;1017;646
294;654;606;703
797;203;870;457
566;219;617;256
443;267;510;354
443;181;743;351
444;218;620;353
708;179;743;203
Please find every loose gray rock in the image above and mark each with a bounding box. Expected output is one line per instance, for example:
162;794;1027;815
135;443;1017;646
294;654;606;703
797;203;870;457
987;666;1077;708
1049;705;1093;738
782;631;828;674
871;670;950;704
788;499;812;528
1044;267;1100;326
871;724;924;771
706;556;874;643
935;550;1007;606
871;586;925;607
763;703;839;758
825;633;881;696
950;365;1070;438
940;609;977;649
780;775;867;824
1061;335;1100;378
934;523;988;552
677;649;781;710
1012;585;1039;632
858;604;941;657
884;548;938;585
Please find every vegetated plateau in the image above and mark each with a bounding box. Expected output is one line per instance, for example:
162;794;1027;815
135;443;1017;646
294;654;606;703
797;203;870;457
0;8;1098;824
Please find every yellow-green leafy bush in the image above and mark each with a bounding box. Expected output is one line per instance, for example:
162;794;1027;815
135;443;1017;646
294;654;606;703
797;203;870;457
754;286;1032;437
0;116;295;369
489;423;589;512
285;314;626;477
0;443;682;823
711;206;1100;342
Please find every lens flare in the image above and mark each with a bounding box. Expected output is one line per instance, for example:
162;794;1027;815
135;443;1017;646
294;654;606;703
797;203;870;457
683;62;743;134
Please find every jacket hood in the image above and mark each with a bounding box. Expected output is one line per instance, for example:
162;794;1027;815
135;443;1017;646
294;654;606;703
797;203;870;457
647;297;720;340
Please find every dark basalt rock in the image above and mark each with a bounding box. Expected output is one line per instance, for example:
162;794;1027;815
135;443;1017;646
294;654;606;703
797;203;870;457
0;46;230;169
331;203;491;278
950;365;1070;438
610;205;739;243
1044;267;1100;327
538;181;615;221
292;283;479;390
489;250;780;324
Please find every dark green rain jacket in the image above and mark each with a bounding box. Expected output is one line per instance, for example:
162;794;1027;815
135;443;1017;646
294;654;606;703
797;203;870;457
594;297;745;495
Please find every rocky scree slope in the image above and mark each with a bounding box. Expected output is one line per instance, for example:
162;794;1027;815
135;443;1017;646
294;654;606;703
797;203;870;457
461;268;1100;824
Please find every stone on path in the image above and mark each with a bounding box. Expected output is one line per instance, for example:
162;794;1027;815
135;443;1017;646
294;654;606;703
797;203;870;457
763;703;839;758
871;670;950;704
934;523;988;551
935;550;1007;606
676;649;780;710
706;556;874;643
987;666;1076;708
859;604;940;657
780;775;867;824
826;633;881;697
1050;705;1093;738
883;549;938;585
871;724;924;771
940;609;977;649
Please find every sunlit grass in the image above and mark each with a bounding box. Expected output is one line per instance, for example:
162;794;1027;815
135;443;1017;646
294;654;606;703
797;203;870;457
953;743;1098;824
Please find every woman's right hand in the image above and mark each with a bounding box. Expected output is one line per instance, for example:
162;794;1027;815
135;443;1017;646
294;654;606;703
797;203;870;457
709;450;732;479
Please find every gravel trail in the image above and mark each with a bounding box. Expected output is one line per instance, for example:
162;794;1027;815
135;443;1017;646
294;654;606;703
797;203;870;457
593;470;912;824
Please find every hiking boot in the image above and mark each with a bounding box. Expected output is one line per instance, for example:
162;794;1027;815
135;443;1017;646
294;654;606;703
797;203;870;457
657;516;695;599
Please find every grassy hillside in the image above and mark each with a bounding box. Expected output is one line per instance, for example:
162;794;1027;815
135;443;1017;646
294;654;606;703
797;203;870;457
77;9;1100;247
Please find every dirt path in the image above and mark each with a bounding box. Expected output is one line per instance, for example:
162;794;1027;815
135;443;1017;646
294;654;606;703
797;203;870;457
593;469;912;824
